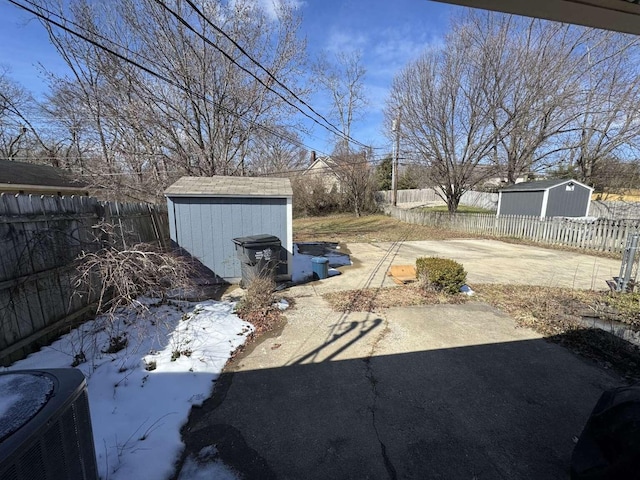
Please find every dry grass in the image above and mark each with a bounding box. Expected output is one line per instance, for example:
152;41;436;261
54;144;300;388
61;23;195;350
474;284;597;335
234;274;281;334
324;285;468;312
325;282;640;381
593;190;640;202
293;214;482;243
475;284;640;382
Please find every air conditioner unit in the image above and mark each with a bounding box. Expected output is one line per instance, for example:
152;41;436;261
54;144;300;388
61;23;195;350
0;369;98;480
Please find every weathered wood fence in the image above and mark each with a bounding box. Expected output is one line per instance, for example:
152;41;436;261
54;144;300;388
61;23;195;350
383;205;640;254
0;194;169;365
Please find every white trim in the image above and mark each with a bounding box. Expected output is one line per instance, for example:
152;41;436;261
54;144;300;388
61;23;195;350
499;178;593;194
540;190;550;218
496;191;502;217
164;193;292;199
285;196;293;280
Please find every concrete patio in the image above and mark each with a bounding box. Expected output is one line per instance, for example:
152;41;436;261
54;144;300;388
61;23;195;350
181;239;624;479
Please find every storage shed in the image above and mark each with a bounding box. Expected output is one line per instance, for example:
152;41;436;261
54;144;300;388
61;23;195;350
165;176;293;283
497;179;593;218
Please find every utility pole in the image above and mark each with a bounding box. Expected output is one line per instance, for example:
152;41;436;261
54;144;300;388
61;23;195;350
391;113;401;206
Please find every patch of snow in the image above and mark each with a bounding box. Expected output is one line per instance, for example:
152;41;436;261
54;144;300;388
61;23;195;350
276;299;290;310
328;268;341;277
4;299;253;480
177;445;239;480
460;285;475;296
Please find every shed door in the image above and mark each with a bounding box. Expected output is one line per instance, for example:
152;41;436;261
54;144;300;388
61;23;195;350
499;191;543;216
547;185;590;217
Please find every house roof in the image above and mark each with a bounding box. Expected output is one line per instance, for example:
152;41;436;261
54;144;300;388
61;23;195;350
0;159;87;193
164;176;293;198
499;179;593;193
433;0;640;36
303;156;340;175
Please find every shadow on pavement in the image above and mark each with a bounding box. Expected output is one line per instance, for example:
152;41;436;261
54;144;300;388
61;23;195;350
181;333;622;480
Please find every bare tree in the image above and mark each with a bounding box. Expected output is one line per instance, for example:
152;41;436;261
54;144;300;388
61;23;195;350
468;14;595;183
35;0;307;201
564;33;640;187
246;126;307;175
314;51;368;151
466;11;640;187
386;24;496;213
331;148;376;217
0;67;53;163
314;51;372;214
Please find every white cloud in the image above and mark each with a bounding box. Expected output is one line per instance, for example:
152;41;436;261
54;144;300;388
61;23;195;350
325;30;369;54
255;0;304;22
368;26;443;78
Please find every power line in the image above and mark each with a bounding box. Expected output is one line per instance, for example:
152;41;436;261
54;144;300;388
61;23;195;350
152;0;365;150
180;0;372;151
16;0;374;154
8;0;332;157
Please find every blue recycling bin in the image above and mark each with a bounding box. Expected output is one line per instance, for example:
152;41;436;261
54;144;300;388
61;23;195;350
311;257;329;280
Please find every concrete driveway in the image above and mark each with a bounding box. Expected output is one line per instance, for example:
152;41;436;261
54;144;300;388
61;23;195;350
181;240;623;479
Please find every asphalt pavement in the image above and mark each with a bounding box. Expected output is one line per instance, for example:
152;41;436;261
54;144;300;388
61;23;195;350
180;239;624;479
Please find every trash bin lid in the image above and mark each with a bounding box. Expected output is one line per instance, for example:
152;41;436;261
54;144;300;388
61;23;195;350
232;234;281;247
311;257;329;264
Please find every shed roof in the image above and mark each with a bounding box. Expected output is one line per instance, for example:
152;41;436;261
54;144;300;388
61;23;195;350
499;179;592;193
164;176;293;198
0;159;86;189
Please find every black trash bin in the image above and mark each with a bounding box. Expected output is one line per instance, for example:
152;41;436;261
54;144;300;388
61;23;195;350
232;234;281;287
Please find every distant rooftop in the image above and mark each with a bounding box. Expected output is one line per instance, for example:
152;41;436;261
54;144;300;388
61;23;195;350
0;159;87;195
164;176;293;198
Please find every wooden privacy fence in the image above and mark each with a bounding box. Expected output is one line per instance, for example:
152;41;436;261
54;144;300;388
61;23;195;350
0;194;169;365
383;205;640;254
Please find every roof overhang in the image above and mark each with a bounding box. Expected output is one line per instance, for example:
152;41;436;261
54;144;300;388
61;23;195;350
500;179;594;193
431;0;640;35
0;183;89;196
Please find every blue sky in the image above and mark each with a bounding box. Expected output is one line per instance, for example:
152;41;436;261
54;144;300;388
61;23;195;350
0;0;464;158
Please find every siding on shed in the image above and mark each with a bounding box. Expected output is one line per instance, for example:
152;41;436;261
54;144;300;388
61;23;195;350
168;196;290;281
546;184;591;217
499;191;543;216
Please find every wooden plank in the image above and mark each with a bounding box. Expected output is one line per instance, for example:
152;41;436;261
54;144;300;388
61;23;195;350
387;265;417;284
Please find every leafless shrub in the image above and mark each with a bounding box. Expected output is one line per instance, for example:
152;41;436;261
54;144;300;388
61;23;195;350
75;242;196;315
235;270;280;334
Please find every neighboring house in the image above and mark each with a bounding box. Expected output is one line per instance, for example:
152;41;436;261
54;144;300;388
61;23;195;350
301;153;343;192
301;151;370;193
471;165;532;189
497;179;593;218
0;159;88;196
164;176;293;283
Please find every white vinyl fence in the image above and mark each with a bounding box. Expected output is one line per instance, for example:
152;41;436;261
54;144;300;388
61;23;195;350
383;205;639;254
376;188;499;210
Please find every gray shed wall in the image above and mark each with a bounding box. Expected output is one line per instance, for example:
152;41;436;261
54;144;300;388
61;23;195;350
167;196;290;281
499;191;543;216
546;184;590;217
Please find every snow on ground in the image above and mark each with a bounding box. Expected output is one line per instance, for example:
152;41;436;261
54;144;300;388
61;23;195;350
4;298;253;480
1;243;351;479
